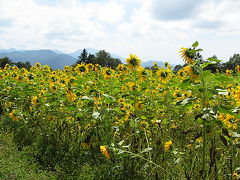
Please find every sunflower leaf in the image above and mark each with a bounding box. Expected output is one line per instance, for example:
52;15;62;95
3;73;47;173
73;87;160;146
207;57;222;63
141;147;153;153
192;41;199;48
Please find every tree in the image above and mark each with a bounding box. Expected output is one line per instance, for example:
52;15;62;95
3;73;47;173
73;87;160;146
203;55;221;73
14;61;31;70
0;57;13;68
92;50;122;69
87;53;95;64
107;58;122;69
222;54;240;72
76;49;88;64
173;64;183;72
75;49;122;69
93;50;111;67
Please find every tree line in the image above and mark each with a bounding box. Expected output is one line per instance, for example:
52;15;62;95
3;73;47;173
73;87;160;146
0;57;31;69
173;54;240;73
75;49;122;69
1;49;240;73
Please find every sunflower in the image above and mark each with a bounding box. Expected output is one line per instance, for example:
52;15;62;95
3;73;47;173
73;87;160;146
164;140;173;152
35;63;41;69
94;64;101;71
135;101;144;110
236;65;240;73
86;64;94;71
49;82;57;92
4;64;10;70
75;64;87;74
126;82;139;91
31;96;38;106
193;104;201;110
233;86;240;105
103;68;114;79
183;66;199;81
117;64;128;73
9;110;18;121
218;113;238;130
177;69;187;79
100;146;110;159
156;68;172;83
226;69;232;76
66;89;76;102
232;172;239;178
180;48;194;64
126;54;141;69
11;66;19;71
137;68;150;81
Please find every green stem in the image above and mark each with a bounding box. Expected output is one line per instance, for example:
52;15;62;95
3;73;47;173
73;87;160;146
111;147;182;178
200;65;207;180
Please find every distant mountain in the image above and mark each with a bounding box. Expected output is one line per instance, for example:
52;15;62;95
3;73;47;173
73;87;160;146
53;49;64;54
43;53;76;69
141;60;165;67
0;48;24;53
0;50;76;69
141;60;176;68
1;48;173;69
69;48;99;58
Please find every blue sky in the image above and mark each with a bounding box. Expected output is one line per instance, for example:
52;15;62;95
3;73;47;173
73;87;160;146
0;0;240;64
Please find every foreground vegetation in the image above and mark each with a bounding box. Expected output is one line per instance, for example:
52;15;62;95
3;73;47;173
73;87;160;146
0;42;240;179
0;128;56;179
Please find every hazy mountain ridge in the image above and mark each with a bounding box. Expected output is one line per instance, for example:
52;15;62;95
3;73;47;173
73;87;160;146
0;50;76;69
141;60;165;67
0;48;171;69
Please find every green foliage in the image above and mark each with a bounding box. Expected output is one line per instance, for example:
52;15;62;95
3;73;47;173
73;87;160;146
14;61;32;70
0;57;32;69
76;48;94;64
92;50;122;69
0;44;240;179
0;131;56;179
0;57;13;68
76;49;122;69
222;54;240;72
173;64;183;72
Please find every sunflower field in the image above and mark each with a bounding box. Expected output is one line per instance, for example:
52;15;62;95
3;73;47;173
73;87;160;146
0;42;240;179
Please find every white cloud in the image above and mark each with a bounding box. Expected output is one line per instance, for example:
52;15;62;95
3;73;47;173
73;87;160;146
0;0;240;64
0;0;125;51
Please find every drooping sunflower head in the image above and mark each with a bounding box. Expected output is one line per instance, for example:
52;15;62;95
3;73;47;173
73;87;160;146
156;69;172;83
226;69;232;76
66;88;76;102
164;140;173;152
233;86;240;105
236;65;240;73
138;68;149;78
100;146;110;159
9;109;18;121
180;48;194;64
183;66;200;81
117;64;128;73
126;54;141;69
94;64;101;71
